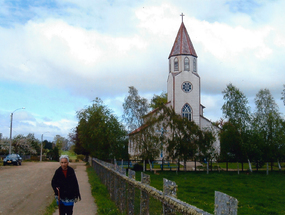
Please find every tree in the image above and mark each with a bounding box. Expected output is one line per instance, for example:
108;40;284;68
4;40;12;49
69;127;89;158
12;134;38;155
27;133;41;154
197;127;217;161
160;106;216;170
167;114;199;169
219;121;243;161
221;83;251;129
150;92;167;110
129;112;161;161
281;84;285;106
253;88;285;163
54;135;69;151
122;86;149;132
220;83;251;161
47;146;60;161
105;114;129;160
43;140;53;150
0;137;10;154
77;98;128;160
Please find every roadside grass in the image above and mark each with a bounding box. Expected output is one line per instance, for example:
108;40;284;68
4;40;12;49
87;166;123;215
44;199;57;215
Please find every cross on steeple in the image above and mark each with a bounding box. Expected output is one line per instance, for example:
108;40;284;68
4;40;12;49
180;13;185;22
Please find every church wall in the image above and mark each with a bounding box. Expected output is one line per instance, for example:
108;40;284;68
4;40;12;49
167;73;173;105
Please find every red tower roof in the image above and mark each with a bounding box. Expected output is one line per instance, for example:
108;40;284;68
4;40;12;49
168;22;197;58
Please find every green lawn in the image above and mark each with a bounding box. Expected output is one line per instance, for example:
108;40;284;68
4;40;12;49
87;164;285;214
135;170;284;215
60;150;77;161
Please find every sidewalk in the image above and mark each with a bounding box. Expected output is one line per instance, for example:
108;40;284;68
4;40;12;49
53;162;97;215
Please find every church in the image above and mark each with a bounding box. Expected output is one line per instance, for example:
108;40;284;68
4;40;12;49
128;16;220;159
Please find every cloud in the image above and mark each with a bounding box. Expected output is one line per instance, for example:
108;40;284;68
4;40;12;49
0;0;285;142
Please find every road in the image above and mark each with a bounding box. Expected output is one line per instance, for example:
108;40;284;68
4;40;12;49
0;162;60;215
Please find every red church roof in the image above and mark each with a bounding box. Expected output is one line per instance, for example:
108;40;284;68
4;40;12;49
168;22;197;58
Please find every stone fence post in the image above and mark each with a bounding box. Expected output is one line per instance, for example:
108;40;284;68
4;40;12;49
215;191;238;215
128;169;136;215
140;172;150;215
163;178;177;215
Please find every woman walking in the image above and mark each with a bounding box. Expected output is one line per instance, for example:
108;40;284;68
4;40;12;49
51;155;81;215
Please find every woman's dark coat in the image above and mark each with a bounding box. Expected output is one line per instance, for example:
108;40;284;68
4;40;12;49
51;166;81;201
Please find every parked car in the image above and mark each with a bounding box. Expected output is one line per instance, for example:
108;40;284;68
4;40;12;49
3;154;22;166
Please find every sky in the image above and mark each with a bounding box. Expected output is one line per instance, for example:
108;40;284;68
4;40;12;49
0;0;285;142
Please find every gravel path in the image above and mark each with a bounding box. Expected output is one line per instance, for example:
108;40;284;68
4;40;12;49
0;162;58;215
0;161;97;215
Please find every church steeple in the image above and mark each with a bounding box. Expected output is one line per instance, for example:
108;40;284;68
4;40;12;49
168;21;197;59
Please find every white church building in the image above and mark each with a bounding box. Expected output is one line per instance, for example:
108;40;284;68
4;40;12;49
128;18;220;159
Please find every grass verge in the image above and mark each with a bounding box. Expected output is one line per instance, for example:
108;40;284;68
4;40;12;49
87;166;123;215
44;198;57;215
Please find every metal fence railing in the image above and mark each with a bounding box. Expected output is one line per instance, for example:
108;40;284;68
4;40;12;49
92;158;238;215
113;159;285;173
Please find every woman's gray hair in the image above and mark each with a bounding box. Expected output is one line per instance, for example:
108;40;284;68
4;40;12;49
59;155;69;162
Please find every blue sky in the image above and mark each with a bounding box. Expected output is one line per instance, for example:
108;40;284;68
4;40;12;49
0;0;285;142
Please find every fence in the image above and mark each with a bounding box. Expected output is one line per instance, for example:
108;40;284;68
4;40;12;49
113;159;285;173
92;158;238;215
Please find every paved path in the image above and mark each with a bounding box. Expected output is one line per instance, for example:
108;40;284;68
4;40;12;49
53;162;97;215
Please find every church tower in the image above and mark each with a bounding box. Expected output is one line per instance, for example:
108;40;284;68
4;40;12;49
128;16;220;159
167;18;201;126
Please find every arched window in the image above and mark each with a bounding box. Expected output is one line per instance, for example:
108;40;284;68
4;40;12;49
174;58;179;71
169;59;171;73
184;57;190;71
182;103;192;121
193;58;197;72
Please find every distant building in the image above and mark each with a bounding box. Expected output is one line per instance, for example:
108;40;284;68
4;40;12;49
129;17;220;159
